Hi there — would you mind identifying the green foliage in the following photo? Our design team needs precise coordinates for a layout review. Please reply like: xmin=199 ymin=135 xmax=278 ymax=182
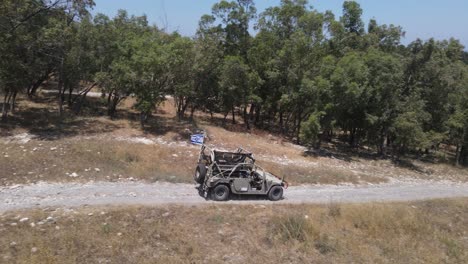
xmin=1 ymin=0 xmax=467 ymax=164
xmin=300 ymin=112 xmax=323 ymax=148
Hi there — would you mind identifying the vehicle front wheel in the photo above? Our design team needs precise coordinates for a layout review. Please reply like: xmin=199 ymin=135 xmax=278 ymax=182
xmin=212 ymin=184 xmax=230 ymax=201
xmin=268 ymin=186 xmax=283 ymax=201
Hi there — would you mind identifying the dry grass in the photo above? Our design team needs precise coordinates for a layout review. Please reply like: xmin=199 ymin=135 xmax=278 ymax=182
xmin=0 ymin=139 xmax=198 ymax=185
xmin=0 ymin=136 xmax=387 ymax=186
xmin=0 ymin=199 xmax=467 ymax=263
xmin=1 ymin=94 xmax=467 ymax=186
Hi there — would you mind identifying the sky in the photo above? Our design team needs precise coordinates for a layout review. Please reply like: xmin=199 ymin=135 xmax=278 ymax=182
xmin=91 ymin=0 xmax=468 ymax=47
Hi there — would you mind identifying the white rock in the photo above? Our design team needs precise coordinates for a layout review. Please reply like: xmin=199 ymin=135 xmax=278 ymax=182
xmin=162 ymin=212 xmax=170 ymax=217
xmin=117 ymin=232 xmax=122 ymax=236
xmin=70 ymin=172 xmax=79 ymax=178
xmin=172 ymin=154 xmax=178 ymax=157
xmin=19 ymin=217 xmax=29 ymax=223
xmin=10 ymin=223 xmax=17 ymax=226
xmin=88 ymin=213 xmax=93 ymax=216
xmin=55 ymin=226 xmax=60 ymax=230
xmin=31 ymin=247 xmax=38 ymax=253
xmin=10 ymin=242 xmax=17 ymax=247
xmin=50 ymin=147 xmax=57 ymax=151
xmin=30 ymin=223 xmax=36 ymax=227
xmin=46 ymin=216 xmax=55 ymax=222
xmin=94 ymin=168 xmax=101 ymax=172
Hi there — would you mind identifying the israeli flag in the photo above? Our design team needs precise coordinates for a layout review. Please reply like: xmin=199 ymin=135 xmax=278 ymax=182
xmin=190 ymin=134 xmax=205 ymax=145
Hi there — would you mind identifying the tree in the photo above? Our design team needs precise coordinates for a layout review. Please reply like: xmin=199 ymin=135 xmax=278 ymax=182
xmin=341 ymin=1 xmax=364 ymax=35
xmin=300 ymin=111 xmax=322 ymax=149
xmin=130 ymin=28 xmax=170 ymax=127
xmin=330 ymin=52 xmax=369 ymax=147
xmin=167 ymin=36 xmax=196 ymax=119
xmin=363 ymin=48 xmax=404 ymax=155
xmin=211 ymin=0 xmax=256 ymax=59
xmin=218 ymin=56 xmax=251 ymax=125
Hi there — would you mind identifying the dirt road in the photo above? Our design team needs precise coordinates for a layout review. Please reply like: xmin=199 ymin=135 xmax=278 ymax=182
xmin=1 ymin=180 xmax=468 ymax=212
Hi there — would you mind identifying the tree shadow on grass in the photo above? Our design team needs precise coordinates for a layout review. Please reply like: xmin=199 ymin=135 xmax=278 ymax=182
xmin=390 ymin=158 xmax=433 ymax=174
xmin=139 ymin=115 xmax=201 ymax=141
xmin=302 ymin=139 xmax=383 ymax=163
xmin=0 ymin=107 xmax=123 ymax=140
xmin=195 ymin=113 xmax=252 ymax=134
xmin=0 ymin=94 xmax=205 ymax=142
xmin=0 ymin=96 xmax=123 ymax=140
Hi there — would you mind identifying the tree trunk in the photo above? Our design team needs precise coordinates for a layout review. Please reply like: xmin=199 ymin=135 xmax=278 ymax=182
xmin=243 ymin=106 xmax=250 ymax=130
xmin=10 ymin=91 xmax=18 ymax=114
xmin=28 ymin=70 xmax=50 ymax=98
xmin=223 ymin=112 xmax=228 ymax=126
xmin=140 ymin=111 xmax=149 ymax=128
xmin=72 ymin=82 xmax=98 ymax=114
xmin=182 ymin=99 xmax=191 ymax=120
xmin=176 ymin=96 xmax=186 ymax=120
xmin=284 ymin=112 xmax=292 ymax=134
xmin=57 ymin=58 xmax=65 ymax=117
xmin=190 ymin=106 xmax=196 ymax=120
xmin=378 ymin=128 xmax=388 ymax=156
xmin=107 ymin=95 xmax=119 ymax=118
xmin=231 ymin=106 xmax=236 ymax=124
xmin=279 ymin=111 xmax=284 ymax=133
xmin=349 ymin=127 xmax=357 ymax=147
xmin=249 ymin=103 xmax=255 ymax=121
xmin=254 ymin=104 xmax=261 ymax=126
xmin=67 ymin=86 xmax=74 ymax=107
xmin=459 ymin=127 xmax=468 ymax=166
xmin=296 ymin=111 xmax=303 ymax=144
xmin=458 ymin=145 xmax=467 ymax=166
xmin=1 ymin=89 xmax=11 ymax=122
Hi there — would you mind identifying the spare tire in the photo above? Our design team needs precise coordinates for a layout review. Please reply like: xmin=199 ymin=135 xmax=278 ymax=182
xmin=194 ymin=164 xmax=207 ymax=184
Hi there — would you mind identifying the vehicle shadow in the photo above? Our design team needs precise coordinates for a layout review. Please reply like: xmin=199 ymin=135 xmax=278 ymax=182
xmin=194 ymin=185 xmax=282 ymax=202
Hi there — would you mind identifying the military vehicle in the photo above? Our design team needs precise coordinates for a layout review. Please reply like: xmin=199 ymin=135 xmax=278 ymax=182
xmin=194 ymin=145 xmax=288 ymax=201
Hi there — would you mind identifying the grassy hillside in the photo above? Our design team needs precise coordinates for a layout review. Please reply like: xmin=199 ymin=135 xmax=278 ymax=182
xmin=1 ymin=199 xmax=467 ymax=263
xmin=1 ymin=94 xmax=467 ymax=186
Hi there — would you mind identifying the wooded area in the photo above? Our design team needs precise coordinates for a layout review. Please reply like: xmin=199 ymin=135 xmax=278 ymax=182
xmin=1 ymin=0 xmax=467 ymax=165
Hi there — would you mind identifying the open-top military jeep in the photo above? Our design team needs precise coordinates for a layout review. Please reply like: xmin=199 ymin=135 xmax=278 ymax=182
xmin=194 ymin=145 xmax=288 ymax=201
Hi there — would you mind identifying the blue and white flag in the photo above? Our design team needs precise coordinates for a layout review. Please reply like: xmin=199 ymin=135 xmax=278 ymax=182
xmin=190 ymin=134 xmax=205 ymax=145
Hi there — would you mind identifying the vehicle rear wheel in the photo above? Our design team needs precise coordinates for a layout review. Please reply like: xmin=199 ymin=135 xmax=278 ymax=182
xmin=268 ymin=186 xmax=283 ymax=201
xmin=194 ymin=164 xmax=207 ymax=184
xmin=212 ymin=184 xmax=230 ymax=201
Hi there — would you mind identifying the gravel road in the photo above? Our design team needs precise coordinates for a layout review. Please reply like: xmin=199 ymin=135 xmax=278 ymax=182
xmin=1 ymin=180 xmax=468 ymax=212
